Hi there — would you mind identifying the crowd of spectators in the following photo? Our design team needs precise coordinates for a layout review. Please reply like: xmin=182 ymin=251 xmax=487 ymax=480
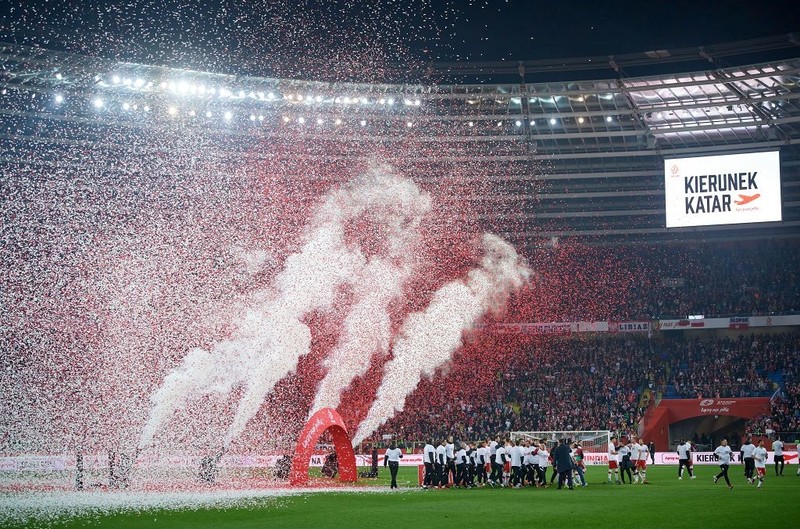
xmin=662 ymin=333 xmax=799 ymax=398
xmin=375 ymin=332 xmax=800 ymax=445
xmin=631 ymin=240 xmax=800 ymax=320
xmin=378 ymin=336 xmax=658 ymax=444
xmin=747 ymin=381 xmax=800 ymax=438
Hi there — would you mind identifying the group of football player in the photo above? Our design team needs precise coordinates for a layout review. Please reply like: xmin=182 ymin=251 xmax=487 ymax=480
xmin=421 ymin=435 xmax=588 ymax=489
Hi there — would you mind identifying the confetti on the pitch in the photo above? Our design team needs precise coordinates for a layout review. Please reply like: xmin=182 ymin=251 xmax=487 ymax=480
xmin=0 ymin=487 xmax=397 ymax=528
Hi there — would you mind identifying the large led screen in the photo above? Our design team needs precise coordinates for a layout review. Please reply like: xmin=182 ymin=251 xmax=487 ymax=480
xmin=664 ymin=150 xmax=782 ymax=228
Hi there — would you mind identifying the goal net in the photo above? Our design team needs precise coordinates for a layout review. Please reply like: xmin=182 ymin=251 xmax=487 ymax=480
xmin=510 ymin=430 xmax=611 ymax=454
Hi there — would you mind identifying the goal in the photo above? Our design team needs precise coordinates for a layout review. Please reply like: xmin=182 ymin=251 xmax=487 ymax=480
xmin=510 ymin=430 xmax=611 ymax=454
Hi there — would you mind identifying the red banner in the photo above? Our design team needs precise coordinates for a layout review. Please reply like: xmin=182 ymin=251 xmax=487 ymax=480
xmin=641 ymin=397 xmax=771 ymax=453
xmin=660 ymin=397 xmax=771 ymax=422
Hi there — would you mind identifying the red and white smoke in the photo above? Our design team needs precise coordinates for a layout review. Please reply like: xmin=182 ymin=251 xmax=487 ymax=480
xmin=138 ymin=162 xmax=530 ymax=449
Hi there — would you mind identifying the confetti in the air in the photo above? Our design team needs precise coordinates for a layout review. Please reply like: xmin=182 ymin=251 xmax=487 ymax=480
xmin=0 ymin=1 xmax=657 ymax=518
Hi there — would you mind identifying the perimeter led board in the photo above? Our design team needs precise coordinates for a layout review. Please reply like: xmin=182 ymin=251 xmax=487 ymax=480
xmin=664 ymin=151 xmax=782 ymax=228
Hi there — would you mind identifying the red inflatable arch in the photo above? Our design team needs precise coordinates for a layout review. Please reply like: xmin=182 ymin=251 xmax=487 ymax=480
xmin=289 ymin=407 xmax=357 ymax=486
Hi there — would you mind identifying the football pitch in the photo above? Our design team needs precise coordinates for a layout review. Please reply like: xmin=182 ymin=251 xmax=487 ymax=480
xmin=5 ymin=465 xmax=799 ymax=528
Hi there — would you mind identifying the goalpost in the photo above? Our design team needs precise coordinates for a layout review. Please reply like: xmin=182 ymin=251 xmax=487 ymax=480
xmin=511 ymin=430 xmax=611 ymax=456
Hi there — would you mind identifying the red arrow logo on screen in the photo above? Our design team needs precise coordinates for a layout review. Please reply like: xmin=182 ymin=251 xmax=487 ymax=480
xmin=735 ymin=194 xmax=761 ymax=205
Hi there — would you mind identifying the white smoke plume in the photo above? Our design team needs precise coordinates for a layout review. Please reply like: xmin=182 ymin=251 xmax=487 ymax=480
xmin=308 ymin=259 xmax=408 ymax=415
xmin=309 ymin=189 xmax=429 ymax=414
xmin=138 ymin=164 xmax=431 ymax=449
xmin=352 ymin=233 xmax=531 ymax=445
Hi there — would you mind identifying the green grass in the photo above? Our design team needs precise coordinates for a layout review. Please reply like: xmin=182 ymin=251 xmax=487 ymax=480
xmin=10 ymin=465 xmax=800 ymax=528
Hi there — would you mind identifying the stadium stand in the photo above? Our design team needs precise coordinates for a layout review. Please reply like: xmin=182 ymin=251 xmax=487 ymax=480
xmin=375 ymin=331 xmax=800 ymax=446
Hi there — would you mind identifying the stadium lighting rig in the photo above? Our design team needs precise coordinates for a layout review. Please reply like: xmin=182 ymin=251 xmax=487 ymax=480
xmin=100 ymin=70 xmax=424 ymax=112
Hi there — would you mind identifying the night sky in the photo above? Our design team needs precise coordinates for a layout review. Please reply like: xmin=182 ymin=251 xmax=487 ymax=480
xmin=1 ymin=0 xmax=798 ymax=80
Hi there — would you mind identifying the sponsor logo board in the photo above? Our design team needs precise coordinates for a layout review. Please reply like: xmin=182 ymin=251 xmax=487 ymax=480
xmin=665 ymin=151 xmax=782 ymax=228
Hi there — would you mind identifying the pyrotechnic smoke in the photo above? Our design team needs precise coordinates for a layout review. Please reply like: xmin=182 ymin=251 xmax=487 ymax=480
xmin=309 ymin=260 xmax=412 ymax=415
xmin=309 ymin=189 xmax=430 ymax=414
xmin=138 ymin=164 xmax=432 ymax=449
xmin=352 ymin=233 xmax=531 ymax=445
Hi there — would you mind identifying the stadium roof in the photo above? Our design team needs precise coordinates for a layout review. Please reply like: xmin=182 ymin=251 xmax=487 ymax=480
xmin=2 ymin=39 xmax=800 ymax=247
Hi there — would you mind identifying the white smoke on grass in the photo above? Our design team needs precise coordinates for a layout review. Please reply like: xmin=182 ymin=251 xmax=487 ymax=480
xmin=352 ymin=233 xmax=531 ymax=445
xmin=138 ymin=165 xmax=432 ymax=449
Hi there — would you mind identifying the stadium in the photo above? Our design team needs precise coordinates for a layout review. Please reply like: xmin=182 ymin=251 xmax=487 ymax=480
xmin=1 ymin=2 xmax=800 ymax=527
